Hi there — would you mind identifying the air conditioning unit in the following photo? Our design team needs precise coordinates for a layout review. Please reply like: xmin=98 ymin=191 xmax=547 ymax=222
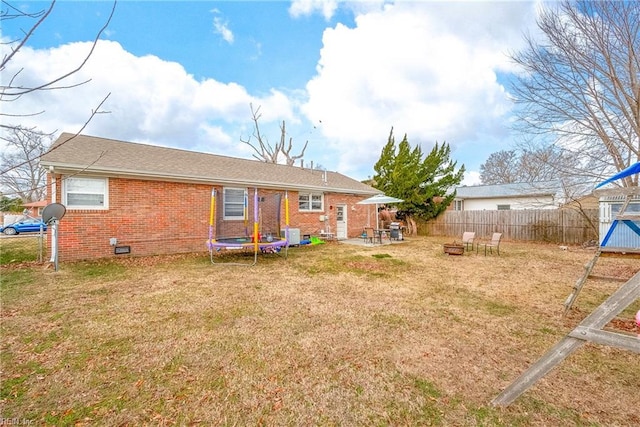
xmin=281 ymin=228 xmax=300 ymax=245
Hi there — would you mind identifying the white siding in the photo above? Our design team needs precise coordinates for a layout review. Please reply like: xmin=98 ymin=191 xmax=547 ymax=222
xmin=462 ymin=196 xmax=557 ymax=211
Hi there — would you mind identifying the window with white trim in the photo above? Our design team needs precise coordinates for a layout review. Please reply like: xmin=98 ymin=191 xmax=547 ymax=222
xmin=223 ymin=187 xmax=247 ymax=220
xmin=454 ymin=200 xmax=463 ymax=211
xmin=497 ymin=204 xmax=511 ymax=210
xmin=63 ymin=177 xmax=108 ymax=209
xmin=298 ymin=192 xmax=323 ymax=211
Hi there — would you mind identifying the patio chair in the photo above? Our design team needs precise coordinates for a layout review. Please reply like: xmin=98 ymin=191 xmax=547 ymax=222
xmin=363 ymin=227 xmax=376 ymax=244
xmin=479 ymin=232 xmax=502 ymax=256
xmin=462 ymin=231 xmax=476 ymax=252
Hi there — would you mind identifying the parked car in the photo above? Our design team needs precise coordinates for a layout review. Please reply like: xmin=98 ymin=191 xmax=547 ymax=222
xmin=0 ymin=218 xmax=47 ymax=235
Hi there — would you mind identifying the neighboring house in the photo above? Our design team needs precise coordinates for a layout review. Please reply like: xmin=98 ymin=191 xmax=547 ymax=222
xmin=40 ymin=133 xmax=380 ymax=261
xmin=1 ymin=201 xmax=46 ymax=226
xmin=452 ymin=181 xmax=562 ymax=211
xmin=23 ymin=200 xmax=47 ymax=217
xmin=560 ymin=194 xmax=599 ymax=211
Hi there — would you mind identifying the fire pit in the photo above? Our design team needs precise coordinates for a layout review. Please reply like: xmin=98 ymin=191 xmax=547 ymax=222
xmin=443 ymin=242 xmax=464 ymax=255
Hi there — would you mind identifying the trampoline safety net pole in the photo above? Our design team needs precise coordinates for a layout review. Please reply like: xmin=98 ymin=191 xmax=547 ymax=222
xmin=285 ymin=190 xmax=290 ymax=242
xmin=253 ymin=187 xmax=259 ymax=253
xmin=285 ymin=190 xmax=290 ymax=226
xmin=244 ymin=190 xmax=249 ymax=235
xmin=208 ymin=188 xmax=215 ymax=247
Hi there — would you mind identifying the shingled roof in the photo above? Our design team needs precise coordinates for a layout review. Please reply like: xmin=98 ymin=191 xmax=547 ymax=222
xmin=455 ymin=181 xmax=561 ymax=199
xmin=40 ymin=133 xmax=379 ymax=195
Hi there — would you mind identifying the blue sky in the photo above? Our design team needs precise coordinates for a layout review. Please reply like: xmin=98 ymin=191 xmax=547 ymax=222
xmin=1 ymin=0 xmax=542 ymax=184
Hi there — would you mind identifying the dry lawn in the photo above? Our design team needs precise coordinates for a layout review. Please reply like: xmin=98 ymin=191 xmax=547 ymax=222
xmin=1 ymin=236 xmax=639 ymax=426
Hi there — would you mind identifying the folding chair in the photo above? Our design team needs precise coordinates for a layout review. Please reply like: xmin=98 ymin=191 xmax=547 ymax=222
xmin=462 ymin=231 xmax=476 ymax=252
xmin=363 ymin=227 xmax=375 ymax=244
xmin=479 ymin=233 xmax=502 ymax=255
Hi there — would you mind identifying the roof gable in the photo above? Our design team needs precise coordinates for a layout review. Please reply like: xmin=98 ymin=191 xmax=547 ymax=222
xmin=40 ymin=133 xmax=378 ymax=195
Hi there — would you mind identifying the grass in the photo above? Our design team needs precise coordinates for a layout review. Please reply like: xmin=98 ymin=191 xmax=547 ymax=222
xmin=0 ymin=236 xmax=45 ymax=265
xmin=1 ymin=237 xmax=639 ymax=426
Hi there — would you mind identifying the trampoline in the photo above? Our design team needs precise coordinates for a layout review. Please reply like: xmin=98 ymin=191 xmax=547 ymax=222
xmin=207 ymin=187 xmax=290 ymax=265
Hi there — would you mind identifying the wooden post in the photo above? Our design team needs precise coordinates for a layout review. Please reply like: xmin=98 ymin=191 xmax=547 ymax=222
xmin=563 ymin=251 xmax=600 ymax=314
xmin=491 ymin=270 xmax=640 ymax=407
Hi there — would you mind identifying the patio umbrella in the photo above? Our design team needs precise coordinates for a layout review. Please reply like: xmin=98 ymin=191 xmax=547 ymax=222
xmin=595 ymin=162 xmax=640 ymax=188
xmin=357 ymin=194 xmax=404 ymax=228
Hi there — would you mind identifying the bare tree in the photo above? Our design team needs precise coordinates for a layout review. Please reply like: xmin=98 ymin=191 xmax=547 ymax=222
xmin=240 ymin=103 xmax=308 ymax=165
xmin=480 ymin=146 xmax=581 ymax=185
xmin=510 ymin=0 xmax=639 ymax=188
xmin=518 ymin=148 xmax=563 ymax=183
xmin=479 ymin=150 xmax=520 ymax=184
xmin=0 ymin=1 xmax=115 ymax=199
xmin=0 ymin=127 xmax=52 ymax=202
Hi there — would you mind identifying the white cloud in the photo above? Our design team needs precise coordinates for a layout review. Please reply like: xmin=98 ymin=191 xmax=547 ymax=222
xmin=1 ymin=1 xmax=542 ymax=184
xmin=289 ymin=0 xmax=340 ymax=20
xmin=0 ymin=39 xmax=294 ymax=157
xmin=302 ymin=1 xmax=539 ymax=178
xmin=462 ymin=171 xmax=482 ymax=187
xmin=213 ymin=16 xmax=234 ymax=44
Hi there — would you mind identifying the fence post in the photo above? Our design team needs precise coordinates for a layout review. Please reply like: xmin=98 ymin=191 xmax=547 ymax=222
xmin=39 ymin=224 xmax=44 ymax=263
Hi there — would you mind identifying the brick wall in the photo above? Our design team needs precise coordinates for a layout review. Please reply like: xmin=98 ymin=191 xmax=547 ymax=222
xmin=48 ymin=176 xmax=212 ymax=260
xmin=294 ymin=193 xmax=371 ymax=238
xmin=48 ymin=175 xmax=373 ymax=261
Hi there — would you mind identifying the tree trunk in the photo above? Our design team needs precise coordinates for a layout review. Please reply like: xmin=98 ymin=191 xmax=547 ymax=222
xmin=405 ymin=216 xmax=418 ymax=236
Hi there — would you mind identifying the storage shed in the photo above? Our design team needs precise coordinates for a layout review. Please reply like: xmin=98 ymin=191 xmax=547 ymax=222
xmin=598 ymin=195 xmax=640 ymax=249
xmin=595 ymin=162 xmax=640 ymax=253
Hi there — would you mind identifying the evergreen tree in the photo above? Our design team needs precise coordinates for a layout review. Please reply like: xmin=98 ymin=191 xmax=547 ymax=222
xmin=0 ymin=195 xmax=23 ymax=213
xmin=373 ymin=128 xmax=464 ymax=234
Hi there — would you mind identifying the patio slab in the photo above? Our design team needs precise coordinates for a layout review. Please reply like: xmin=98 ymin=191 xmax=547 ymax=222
xmin=338 ymin=237 xmax=405 ymax=247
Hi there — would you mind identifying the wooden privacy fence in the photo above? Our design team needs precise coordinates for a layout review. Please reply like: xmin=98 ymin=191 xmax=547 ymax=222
xmin=421 ymin=209 xmax=599 ymax=244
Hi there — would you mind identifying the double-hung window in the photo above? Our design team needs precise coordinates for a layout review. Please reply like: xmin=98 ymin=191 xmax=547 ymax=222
xmin=223 ymin=188 xmax=247 ymax=220
xmin=63 ymin=177 xmax=108 ymax=209
xmin=298 ymin=192 xmax=323 ymax=211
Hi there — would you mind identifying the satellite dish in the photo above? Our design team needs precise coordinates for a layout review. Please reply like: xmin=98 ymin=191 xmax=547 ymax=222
xmin=42 ymin=203 xmax=66 ymax=272
xmin=42 ymin=203 xmax=66 ymax=224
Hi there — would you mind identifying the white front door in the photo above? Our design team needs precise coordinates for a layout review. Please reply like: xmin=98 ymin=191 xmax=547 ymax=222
xmin=336 ymin=204 xmax=347 ymax=239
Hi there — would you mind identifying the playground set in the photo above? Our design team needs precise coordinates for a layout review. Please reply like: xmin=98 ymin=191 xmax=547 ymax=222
xmin=492 ymin=162 xmax=640 ymax=406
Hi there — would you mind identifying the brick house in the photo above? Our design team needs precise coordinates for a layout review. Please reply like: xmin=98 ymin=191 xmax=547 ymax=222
xmin=40 ymin=133 xmax=380 ymax=261
xmin=23 ymin=200 xmax=48 ymax=217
